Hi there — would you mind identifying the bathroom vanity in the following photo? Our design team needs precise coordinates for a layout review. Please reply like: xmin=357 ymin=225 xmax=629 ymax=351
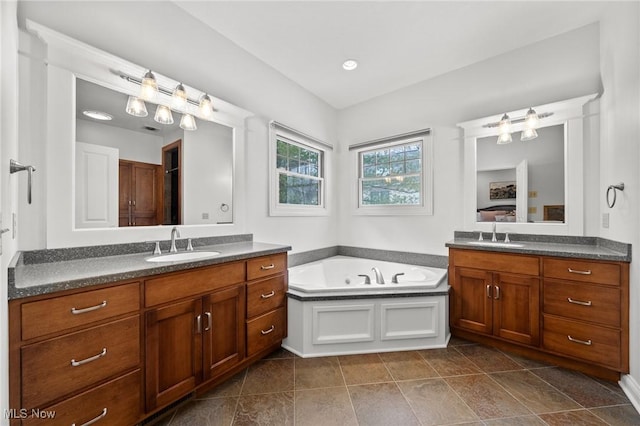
xmin=8 ymin=239 xmax=289 ymax=425
xmin=447 ymin=234 xmax=630 ymax=381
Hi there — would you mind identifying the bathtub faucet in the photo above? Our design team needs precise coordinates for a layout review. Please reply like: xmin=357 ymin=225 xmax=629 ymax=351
xmin=371 ymin=267 xmax=385 ymax=284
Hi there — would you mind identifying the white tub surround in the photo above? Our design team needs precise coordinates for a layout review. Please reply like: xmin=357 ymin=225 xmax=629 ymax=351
xmin=283 ymin=256 xmax=450 ymax=357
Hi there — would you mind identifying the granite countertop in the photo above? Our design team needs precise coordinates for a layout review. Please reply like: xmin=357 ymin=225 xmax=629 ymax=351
xmin=9 ymin=240 xmax=291 ymax=300
xmin=446 ymin=232 xmax=631 ymax=262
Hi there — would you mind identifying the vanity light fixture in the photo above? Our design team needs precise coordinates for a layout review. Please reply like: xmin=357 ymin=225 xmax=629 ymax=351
xmin=82 ymin=110 xmax=112 ymax=121
xmin=171 ymin=83 xmax=188 ymax=111
xmin=125 ymin=96 xmax=148 ymax=117
xmin=180 ymin=113 xmax=197 ymax=131
xmin=154 ymin=105 xmax=174 ymax=125
xmin=139 ymin=70 xmax=158 ymax=101
xmin=198 ymin=93 xmax=214 ymax=119
xmin=484 ymin=108 xmax=553 ymax=144
xmin=342 ymin=59 xmax=358 ymax=71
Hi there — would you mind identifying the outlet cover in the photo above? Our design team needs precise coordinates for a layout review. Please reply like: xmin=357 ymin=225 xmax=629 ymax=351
xmin=602 ymin=212 xmax=610 ymax=228
xmin=528 ymin=191 xmax=538 ymax=198
xmin=202 ymin=212 xmax=209 ymax=220
xmin=528 ymin=206 xmax=537 ymax=214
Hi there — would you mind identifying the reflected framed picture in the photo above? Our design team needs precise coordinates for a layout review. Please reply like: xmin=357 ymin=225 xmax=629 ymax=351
xmin=489 ymin=181 xmax=516 ymax=200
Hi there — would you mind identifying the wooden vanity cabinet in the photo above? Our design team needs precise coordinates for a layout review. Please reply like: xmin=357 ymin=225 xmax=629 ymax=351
xmin=449 ymin=248 xmax=630 ymax=379
xmin=450 ymin=250 xmax=540 ymax=346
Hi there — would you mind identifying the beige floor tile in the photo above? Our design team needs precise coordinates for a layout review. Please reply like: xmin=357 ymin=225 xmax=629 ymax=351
xmin=338 ymin=353 xmax=393 ymax=385
xmin=295 ymin=356 xmax=345 ymax=389
xmin=397 ymin=378 xmax=479 ymax=425
xmin=198 ymin=369 xmax=246 ymax=399
xmin=348 ymin=382 xmax=420 ymax=426
xmin=483 ymin=415 xmax=547 ymax=425
xmin=418 ymin=347 xmax=482 ymax=377
xmin=490 ymin=370 xmax=581 ymax=414
xmin=455 ymin=344 xmax=524 ymax=373
xmin=445 ymin=374 xmax=532 ymax=419
xmin=379 ymin=351 xmax=439 ymax=381
xmin=538 ymin=409 xmax=608 ymax=425
xmin=233 ymin=392 xmax=294 ymax=426
xmin=589 ymin=404 xmax=640 ymax=425
xmin=170 ymin=397 xmax=238 ymax=426
xmin=241 ymin=358 xmax=294 ymax=395
xmin=294 ymin=387 xmax=358 ymax=426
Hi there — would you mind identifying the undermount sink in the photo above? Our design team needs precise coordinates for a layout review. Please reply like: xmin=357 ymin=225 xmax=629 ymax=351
xmin=146 ymin=251 xmax=221 ymax=263
xmin=467 ymin=241 xmax=525 ymax=248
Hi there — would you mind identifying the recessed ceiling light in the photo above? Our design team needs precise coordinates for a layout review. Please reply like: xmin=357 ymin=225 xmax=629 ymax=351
xmin=342 ymin=59 xmax=358 ymax=71
xmin=82 ymin=110 xmax=113 ymax=121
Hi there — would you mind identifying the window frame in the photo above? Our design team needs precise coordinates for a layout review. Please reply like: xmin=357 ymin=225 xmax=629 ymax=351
xmin=269 ymin=122 xmax=331 ymax=216
xmin=352 ymin=131 xmax=433 ymax=216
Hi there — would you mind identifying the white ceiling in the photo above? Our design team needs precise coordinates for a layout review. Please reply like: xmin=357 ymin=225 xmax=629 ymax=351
xmin=175 ymin=1 xmax=610 ymax=110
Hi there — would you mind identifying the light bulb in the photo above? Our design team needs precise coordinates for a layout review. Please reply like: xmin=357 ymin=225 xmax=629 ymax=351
xmin=498 ymin=113 xmax=511 ymax=135
xmin=524 ymin=108 xmax=539 ymax=129
xmin=180 ymin=113 xmax=197 ymax=131
xmin=171 ymin=83 xmax=188 ymax=111
xmin=521 ymin=127 xmax=538 ymax=141
xmin=198 ymin=93 xmax=213 ymax=119
xmin=154 ymin=105 xmax=174 ymax=125
xmin=139 ymin=70 xmax=158 ymax=101
xmin=125 ymin=96 xmax=148 ymax=117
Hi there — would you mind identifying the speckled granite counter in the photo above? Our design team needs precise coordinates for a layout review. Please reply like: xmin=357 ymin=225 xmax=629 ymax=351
xmin=9 ymin=239 xmax=291 ymax=300
xmin=446 ymin=231 xmax=631 ymax=262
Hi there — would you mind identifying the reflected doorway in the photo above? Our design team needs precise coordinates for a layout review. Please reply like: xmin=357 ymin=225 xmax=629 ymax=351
xmin=162 ymin=140 xmax=182 ymax=225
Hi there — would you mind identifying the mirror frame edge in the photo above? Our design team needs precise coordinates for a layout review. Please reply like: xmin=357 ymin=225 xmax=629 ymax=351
xmin=27 ymin=20 xmax=254 ymax=248
xmin=458 ymin=94 xmax=598 ymax=236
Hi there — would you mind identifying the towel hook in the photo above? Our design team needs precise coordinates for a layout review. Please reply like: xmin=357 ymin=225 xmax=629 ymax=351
xmin=10 ymin=159 xmax=36 ymax=204
xmin=606 ymin=182 xmax=624 ymax=208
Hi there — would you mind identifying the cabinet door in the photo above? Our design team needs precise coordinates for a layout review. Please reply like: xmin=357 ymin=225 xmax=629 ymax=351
xmin=451 ymin=267 xmax=493 ymax=335
xmin=132 ymin=163 xmax=159 ymax=226
xmin=493 ymin=273 xmax=540 ymax=346
xmin=118 ymin=162 xmax=132 ymax=226
xmin=145 ymin=298 xmax=202 ymax=411
xmin=202 ymin=284 xmax=245 ymax=381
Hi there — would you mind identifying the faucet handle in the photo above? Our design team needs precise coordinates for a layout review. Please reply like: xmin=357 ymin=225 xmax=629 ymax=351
xmin=153 ymin=241 xmax=162 ymax=255
xmin=504 ymin=232 xmax=510 ymax=243
xmin=392 ymin=273 xmax=405 ymax=284
xmin=186 ymin=238 xmax=194 ymax=251
xmin=477 ymin=231 xmax=484 ymax=241
xmin=357 ymin=274 xmax=371 ymax=285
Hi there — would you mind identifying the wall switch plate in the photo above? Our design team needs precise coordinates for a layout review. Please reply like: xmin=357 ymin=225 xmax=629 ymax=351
xmin=202 ymin=212 xmax=209 ymax=220
xmin=602 ymin=212 xmax=610 ymax=228
xmin=528 ymin=206 xmax=537 ymax=214
xmin=528 ymin=191 xmax=538 ymax=198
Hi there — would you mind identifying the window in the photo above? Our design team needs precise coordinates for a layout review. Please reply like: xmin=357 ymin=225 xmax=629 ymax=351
xmin=269 ymin=122 xmax=331 ymax=216
xmin=352 ymin=130 xmax=433 ymax=215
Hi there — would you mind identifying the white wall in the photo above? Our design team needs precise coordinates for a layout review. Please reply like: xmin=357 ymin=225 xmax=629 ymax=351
xmin=16 ymin=1 xmax=339 ymax=254
xmin=1 ymin=2 xmax=19 ymax=423
xmin=76 ymin=119 xmax=164 ymax=164
xmin=597 ymin=3 xmax=640 ymax=406
xmin=338 ymin=23 xmax=600 ymax=256
xmin=182 ymin=120 xmax=233 ymax=224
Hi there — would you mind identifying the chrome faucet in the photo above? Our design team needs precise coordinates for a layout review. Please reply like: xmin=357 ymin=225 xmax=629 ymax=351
xmin=170 ymin=227 xmax=181 ymax=253
xmin=491 ymin=222 xmax=497 ymax=242
xmin=371 ymin=267 xmax=385 ymax=284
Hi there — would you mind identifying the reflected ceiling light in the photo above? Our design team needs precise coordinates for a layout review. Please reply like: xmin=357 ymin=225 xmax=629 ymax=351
xmin=180 ymin=113 xmax=197 ymax=131
xmin=125 ymin=96 xmax=148 ymax=117
xmin=198 ymin=93 xmax=214 ymax=119
xmin=82 ymin=110 xmax=112 ymax=121
xmin=524 ymin=108 xmax=539 ymax=129
xmin=139 ymin=70 xmax=158 ymax=101
xmin=342 ymin=59 xmax=358 ymax=71
xmin=154 ymin=105 xmax=174 ymax=125
xmin=484 ymin=108 xmax=553 ymax=145
xmin=520 ymin=127 xmax=538 ymax=141
xmin=496 ymin=114 xmax=512 ymax=144
xmin=171 ymin=83 xmax=188 ymax=111
xmin=497 ymin=132 xmax=513 ymax=145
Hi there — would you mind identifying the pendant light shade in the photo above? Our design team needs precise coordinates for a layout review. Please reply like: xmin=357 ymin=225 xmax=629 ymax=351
xmin=496 ymin=114 xmax=512 ymax=144
xmin=154 ymin=105 xmax=174 ymax=125
xmin=497 ymin=132 xmax=513 ymax=144
xmin=125 ymin=96 xmax=148 ymax=117
xmin=520 ymin=127 xmax=538 ymax=141
xmin=139 ymin=70 xmax=158 ymax=101
xmin=171 ymin=83 xmax=188 ymax=111
xmin=524 ymin=108 xmax=539 ymax=129
xmin=198 ymin=93 xmax=214 ymax=119
xmin=180 ymin=113 xmax=197 ymax=131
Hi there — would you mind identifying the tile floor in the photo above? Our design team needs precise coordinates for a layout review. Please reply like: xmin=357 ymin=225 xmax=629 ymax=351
xmin=156 ymin=337 xmax=640 ymax=425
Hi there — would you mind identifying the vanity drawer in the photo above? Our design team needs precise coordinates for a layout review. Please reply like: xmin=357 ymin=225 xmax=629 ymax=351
xmin=451 ymin=249 xmax=539 ymax=276
xmin=543 ymin=279 xmax=620 ymax=327
xmin=247 ymin=254 xmax=287 ymax=281
xmin=22 ymin=370 xmax=141 ymax=426
xmin=246 ymin=307 xmax=286 ymax=357
xmin=543 ymin=258 xmax=620 ymax=286
xmin=21 ymin=315 xmax=140 ymax=409
xmin=543 ymin=314 xmax=620 ymax=369
xmin=21 ymin=283 xmax=140 ymax=341
xmin=145 ymin=261 xmax=245 ymax=307
xmin=246 ymin=275 xmax=287 ymax=318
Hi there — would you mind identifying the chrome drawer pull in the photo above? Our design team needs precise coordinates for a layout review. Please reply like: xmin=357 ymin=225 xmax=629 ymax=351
xmin=567 ymin=297 xmax=592 ymax=306
xmin=567 ymin=335 xmax=592 ymax=346
xmin=204 ymin=311 xmax=212 ymax=332
xmin=494 ymin=285 xmax=500 ymax=300
xmin=72 ymin=407 xmax=107 ymax=426
xmin=260 ymin=264 xmax=276 ymax=270
xmin=567 ymin=268 xmax=592 ymax=275
xmin=261 ymin=325 xmax=275 ymax=335
xmin=71 ymin=348 xmax=107 ymax=367
xmin=261 ymin=291 xmax=275 ymax=299
xmin=71 ymin=301 xmax=107 ymax=315
xmin=486 ymin=285 xmax=491 ymax=298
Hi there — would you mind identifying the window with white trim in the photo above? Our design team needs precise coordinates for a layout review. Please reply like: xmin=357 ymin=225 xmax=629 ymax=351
xmin=352 ymin=131 xmax=433 ymax=215
xmin=269 ymin=122 xmax=330 ymax=216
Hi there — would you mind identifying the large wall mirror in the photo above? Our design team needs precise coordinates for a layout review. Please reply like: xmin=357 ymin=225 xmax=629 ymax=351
xmin=458 ymin=94 xmax=597 ymax=236
xmin=27 ymin=20 xmax=252 ymax=248
xmin=75 ymin=79 xmax=234 ymax=229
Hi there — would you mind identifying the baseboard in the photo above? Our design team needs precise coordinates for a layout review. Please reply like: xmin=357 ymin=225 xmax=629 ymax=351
xmin=619 ymin=374 xmax=640 ymax=414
